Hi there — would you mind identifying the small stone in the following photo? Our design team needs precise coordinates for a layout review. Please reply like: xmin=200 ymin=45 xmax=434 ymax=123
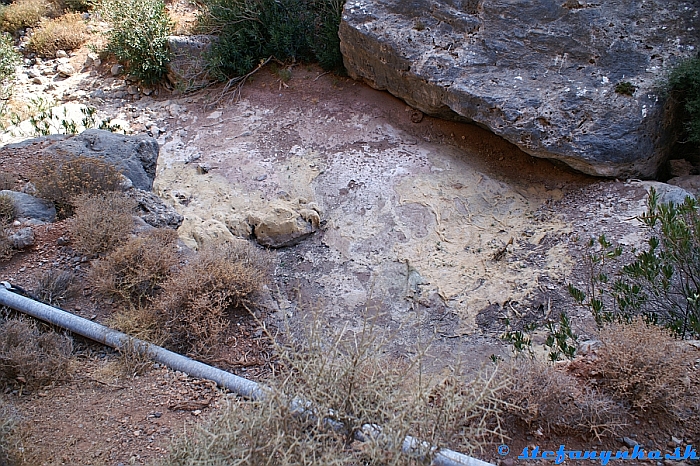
xmin=10 ymin=228 xmax=35 ymax=249
xmin=56 ymin=236 xmax=69 ymax=246
xmin=255 ymin=174 xmax=267 ymax=182
xmin=31 ymin=76 xmax=43 ymax=85
xmin=111 ymin=63 xmax=124 ymax=76
xmin=192 ymin=410 xmax=201 ymax=416
xmin=27 ymin=68 xmax=41 ymax=78
xmin=196 ymin=163 xmax=210 ymax=174
xmin=84 ymin=52 xmax=100 ymax=67
xmin=56 ymin=63 xmax=76 ymax=77
xmin=127 ymin=85 xmax=139 ymax=95
xmin=142 ymin=88 xmax=152 ymax=96
xmin=622 ymin=437 xmax=639 ymax=448
xmin=672 ymin=436 xmax=683 ymax=445
xmin=55 ymin=50 xmax=68 ymax=58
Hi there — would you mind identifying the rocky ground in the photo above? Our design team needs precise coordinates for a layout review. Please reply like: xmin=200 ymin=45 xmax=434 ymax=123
xmin=0 ymin=7 xmax=699 ymax=465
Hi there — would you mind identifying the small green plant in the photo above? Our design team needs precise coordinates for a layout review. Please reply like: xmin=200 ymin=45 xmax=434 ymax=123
xmin=614 ymin=81 xmax=636 ymax=96
xmin=544 ymin=311 xmax=577 ymax=361
xmin=100 ymin=0 xmax=173 ymax=86
xmin=0 ymin=32 xmax=19 ymax=114
xmin=414 ymin=19 xmax=426 ymax=31
xmin=668 ymin=57 xmax=700 ymax=144
xmin=501 ymin=320 xmax=535 ymax=356
xmin=199 ymin=0 xmax=346 ymax=80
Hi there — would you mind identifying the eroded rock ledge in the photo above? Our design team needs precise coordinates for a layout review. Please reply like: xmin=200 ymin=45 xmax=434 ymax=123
xmin=339 ymin=0 xmax=700 ymax=178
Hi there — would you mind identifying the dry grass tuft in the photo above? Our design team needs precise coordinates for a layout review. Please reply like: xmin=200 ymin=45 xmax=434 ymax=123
xmin=0 ymin=173 xmax=15 ymax=190
xmin=593 ymin=318 xmax=700 ymax=418
xmin=500 ymin=359 xmax=627 ymax=439
xmin=0 ymin=223 xmax=13 ymax=263
xmin=0 ymin=194 xmax=13 ymax=223
xmin=158 ymin=240 xmax=272 ymax=356
xmin=108 ymin=304 xmax=166 ymax=346
xmin=1 ymin=0 xmax=47 ymax=34
xmin=27 ymin=13 xmax=88 ymax=57
xmin=34 ymin=156 xmax=124 ymax=217
xmin=0 ymin=319 xmax=73 ymax=390
xmin=114 ymin=337 xmax=154 ymax=378
xmin=32 ymin=269 xmax=75 ymax=306
xmin=90 ymin=228 xmax=179 ymax=307
xmin=162 ymin=316 xmax=508 ymax=465
xmin=68 ymin=192 xmax=135 ymax=256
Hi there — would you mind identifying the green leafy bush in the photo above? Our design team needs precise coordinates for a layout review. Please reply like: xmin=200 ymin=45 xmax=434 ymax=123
xmin=199 ymin=0 xmax=345 ymax=80
xmin=668 ymin=57 xmax=700 ymax=144
xmin=100 ymin=0 xmax=173 ymax=86
xmin=0 ymin=32 xmax=19 ymax=108
xmin=570 ymin=188 xmax=700 ymax=337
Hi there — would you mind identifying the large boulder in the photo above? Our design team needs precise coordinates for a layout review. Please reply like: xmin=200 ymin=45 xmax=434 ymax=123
xmin=339 ymin=0 xmax=700 ymax=178
xmin=44 ymin=129 xmax=159 ymax=191
xmin=0 ymin=191 xmax=56 ymax=223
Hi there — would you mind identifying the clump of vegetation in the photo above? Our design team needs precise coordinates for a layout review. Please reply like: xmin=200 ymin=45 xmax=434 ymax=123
xmin=90 ymin=228 xmax=180 ymax=308
xmin=32 ymin=269 xmax=75 ymax=306
xmin=0 ymin=400 xmax=21 ymax=466
xmin=0 ymin=225 xmax=12 ymax=262
xmin=614 ymin=81 xmax=636 ymax=96
xmin=0 ymin=318 xmax=73 ymax=390
xmin=158 ymin=240 xmax=271 ymax=356
xmin=501 ymin=359 xmax=626 ymax=439
xmin=68 ymin=192 xmax=135 ymax=256
xmin=593 ymin=318 xmax=699 ymax=418
xmin=198 ymin=0 xmax=345 ymax=81
xmin=27 ymin=13 xmax=88 ymax=57
xmin=569 ymin=188 xmax=700 ymax=338
xmin=99 ymin=0 xmax=173 ymax=86
xmin=0 ymin=0 xmax=47 ymax=34
xmin=0 ymin=32 xmax=20 ymax=111
xmin=0 ymin=173 xmax=15 ymax=190
xmin=0 ymin=193 xmax=13 ymax=223
xmin=668 ymin=56 xmax=700 ymax=144
xmin=34 ymin=155 xmax=125 ymax=217
xmin=162 ymin=316 xmax=508 ymax=464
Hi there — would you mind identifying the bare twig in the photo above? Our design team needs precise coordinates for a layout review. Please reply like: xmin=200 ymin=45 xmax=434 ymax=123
xmin=207 ymin=56 xmax=273 ymax=108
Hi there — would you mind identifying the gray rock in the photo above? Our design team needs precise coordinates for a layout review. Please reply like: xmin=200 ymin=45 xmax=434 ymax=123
xmin=56 ymin=63 xmax=75 ymax=77
xmin=9 ymin=227 xmax=35 ymax=249
xmin=125 ymin=188 xmax=184 ymax=229
xmin=339 ymin=0 xmax=700 ymax=178
xmin=167 ymin=35 xmax=215 ymax=92
xmin=0 ymin=191 xmax=56 ymax=222
xmin=55 ymin=50 xmax=68 ymax=58
xmin=27 ymin=68 xmax=41 ymax=78
xmin=44 ymin=129 xmax=160 ymax=191
xmin=634 ymin=181 xmax=695 ymax=206
xmin=668 ymin=175 xmax=700 ymax=198
xmin=111 ymin=63 xmax=123 ymax=76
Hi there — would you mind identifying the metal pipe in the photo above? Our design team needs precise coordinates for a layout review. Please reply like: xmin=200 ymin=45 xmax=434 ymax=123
xmin=0 ymin=282 xmax=494 ymax=466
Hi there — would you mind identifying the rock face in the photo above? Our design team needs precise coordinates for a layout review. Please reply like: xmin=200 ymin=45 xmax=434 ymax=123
xmin=45 ymin=129 xmax=160 ymax=190
xmin=247 ymin=199 xmax=321 ymax=248
xmin=0 ymin=191 xmax=56 ymax=223
xmin=339 ymin=0 xmax=700 ymax=178
xmin=125 ymin=189 xmax=184 ymax=229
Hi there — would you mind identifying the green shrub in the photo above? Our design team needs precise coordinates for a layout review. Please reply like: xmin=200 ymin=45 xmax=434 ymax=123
xmin=198 ymin=0 xmax=345 ymax=81
xmin=570 ymin=188 xmax=700 ymax=337
xmin=0 ymin=32 xmax=19 ymax=108
xmin=668 ymin=57 xmax=700 ymax=144
xmin=100 ymin=0 xmax=173 ymax=86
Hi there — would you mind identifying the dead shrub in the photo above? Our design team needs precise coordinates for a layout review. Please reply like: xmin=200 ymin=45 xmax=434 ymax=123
xmin=0 ymin=0 xmax=47 ymax=34
xmin=593 ymin=318 xmax=700 ymax=418
xmin=32 ymin=269 xmax=75 ymax=306
xmin=0 ymin=319 xmax=73 ymax=389
xmin=0 ymin=194 xmax=13 ymax=223
xmin=0 ymin=173 xmax=15 ymax=190
xmin=162 ymin=316 xmax=508 ymax=465
xmin=90 ymin=228 xmax=179 ymax=307
xmin=34 ymin=156 xmax=124 ymax=217
xmin=27 ymin=13 xmax=88 ymax=57
xmin=68 ymin=192 xmax=135 ymax=256
xmin=158 ymin=240 xmax=272 ymax=356
xmin=0 ymin=400 xmax=22 ymax=466
xmin=114 ymin=337 xmax=154 ymax=378
xmin=500 ymin=359 xmax=627 ymax=439
xmin=109 ymin=305 xmax=165 ymax=344
xmin=0 ymin=223 xmax=13 ymax=263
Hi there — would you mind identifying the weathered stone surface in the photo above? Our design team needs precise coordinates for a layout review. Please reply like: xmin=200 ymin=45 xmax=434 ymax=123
xmin=247 ymin=199 xmax=321 ymax=248
xmin=634 ymin=180 xmax=694 ymax=205
xmin=45 ymin=129 xmax=159 ymax=190
xmin=0 ymin=191 xmax=56 ymax=222
xmin=167 ymin=35 xmax=215 ymax=92
xmin=339 ymin=0 xmax=700 ymax=178
xmin=668 ymin=175 xmax=700 ymax=198
xmin=125 ymin=188 xmax=184 ymax=229
xmin=9 ymin=227 xmax=35 ymax=249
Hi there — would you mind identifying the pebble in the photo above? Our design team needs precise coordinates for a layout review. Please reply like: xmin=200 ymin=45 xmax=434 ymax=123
xmin=111 ymin=64 xmax=124 ymax=76
xmin=55 ymin=50 xmax=68 ymax=58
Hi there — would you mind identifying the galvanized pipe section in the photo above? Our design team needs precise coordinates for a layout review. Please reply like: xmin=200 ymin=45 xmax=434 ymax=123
xmin=0 ymin=282 xmax=494 ymax=466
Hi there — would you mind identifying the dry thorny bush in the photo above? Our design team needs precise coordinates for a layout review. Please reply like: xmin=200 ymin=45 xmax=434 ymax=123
xmin=68 ymin=192 xmax=136 ymax=256
xmin=26 ymin=13 xmax=88 ymax=57
xmin=158 ymin=240 xmax=272 ymax=356
xmin=0 ymin=318 xmax=73 ymax=391
xmin=592 ymin=318 xmax=700 ymax=419
xmin=89 ymin=228 xmax=180 ymax=308
xmin=31 ymin=269 xmax=75 ymax=306
xmin=163 ymin=315 xmax=510 ymax=465
xmin=34 ymin=156 xmax=125 ymax=217
xmin=500 ymin=359 xmax=627 ymax=440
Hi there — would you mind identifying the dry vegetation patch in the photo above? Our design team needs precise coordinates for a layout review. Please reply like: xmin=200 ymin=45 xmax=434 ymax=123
xmin=0 ymin=318 xmax=73 ymax=390
xmin=0 ymin=0 xmax=48 ymax=34
xmin=158 ymin=240 xmax=272 ymax=356
xmin=27 ymin=13 xmax=88 ymax=57
xmin=593 ymin=319 xmax=700 ymax=418
xmin=68 ymin=192 xmax=135 ymax=256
